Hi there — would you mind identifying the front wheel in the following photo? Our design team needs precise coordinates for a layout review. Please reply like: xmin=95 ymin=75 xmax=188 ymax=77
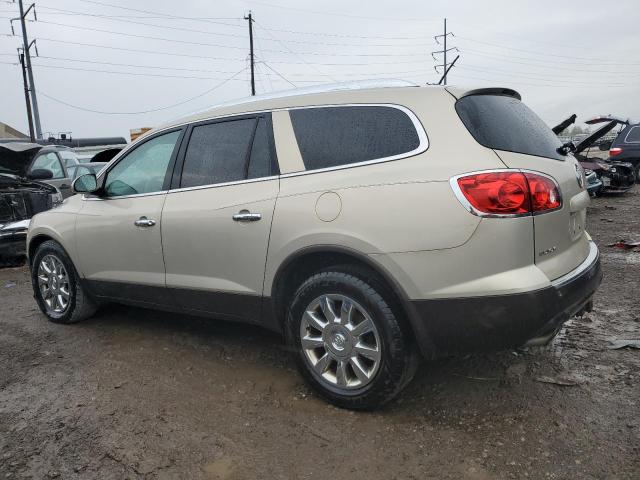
xmin=285 ymin=271 xmax=417 ymax=410
xmin=31 ymin=240 xmax=97 ymax=324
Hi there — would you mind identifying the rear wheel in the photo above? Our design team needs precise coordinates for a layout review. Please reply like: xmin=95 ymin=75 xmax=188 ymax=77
xmin=285 ymin=270 xmax=418 ymax=410
xmin=31 ymin=240 xmax=97 ymax=324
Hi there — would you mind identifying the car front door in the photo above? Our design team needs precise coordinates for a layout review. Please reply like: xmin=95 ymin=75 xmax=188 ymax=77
xmin=161 ymin=114 xmax=279 ymax=322
xmin=74 ymin=129 xmax=184 ymax=306
xmin=29 ymin=151 xmax=73 ymax=197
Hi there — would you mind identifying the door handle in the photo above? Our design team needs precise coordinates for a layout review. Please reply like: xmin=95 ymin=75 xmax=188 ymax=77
xmin=232 ymin=210 xmax=262 ymax=222
xmin=134 ymin=216 xmax=156 ymax=227
xmin=60 ymin=184 xmax=70 ymax=189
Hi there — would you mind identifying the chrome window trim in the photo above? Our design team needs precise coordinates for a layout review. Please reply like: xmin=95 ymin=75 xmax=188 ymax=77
xmin=449 ymin=168 xmax=563 ymax=218
xmin=623 ymin=125 xmax=640 ymax=144
xmin=168 ymin=175 xmax=279 ymax=195
xmin=550 ymin=241 xmax=598 ymax=288
xmin=89 ymin=103 xmax=427 ymax=197
xmin=82 ymin=190 xmax=169 ymax=201
xmin=282 ymin=103 xmax=428 ymax=177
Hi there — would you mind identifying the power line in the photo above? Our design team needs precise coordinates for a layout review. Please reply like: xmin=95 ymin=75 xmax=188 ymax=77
xmin=33 ymin=37 xmax=428 ymax=66
xmin=256 ymin=24 xmax=432 ymax=41
xmin=455 ymin=65 xmax=629 ymax=86
xmin=36 ymin=67 xmax=248 ymax=115
xmin=257 ymin=60 xmax=297 ymax=88
xmin=28 ymin=61 xmax=255 ymax=81
xmin=34 ymin=4 xmax=434 ymax=48
xmin=254 ymin=21 xmax=337 ymax=82
xmin=239 ymin=0 xmax=440 ymax=22
xmin=1 ymin=53 xmax=438 ymax=79
xmin=451 ymin=71 xmax=629 ymax=89
xmin=64 ymin=0 xmax=245 ymax=26
xmin=34 ymin=5 xmax=249 ymax=39
xmin=36 ymin=37 xmax=245 ymax=62
xmin=34 ymin=20 xmax=432 ymax=57
xmin=455 ymin=35 xmax=638 ymax=64
xmin=456 ymin=47 xmax=640 ymax=69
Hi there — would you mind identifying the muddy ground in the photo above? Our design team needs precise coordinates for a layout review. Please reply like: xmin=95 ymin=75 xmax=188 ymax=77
xmin=1 ymin=189 xmax=639 ymax=480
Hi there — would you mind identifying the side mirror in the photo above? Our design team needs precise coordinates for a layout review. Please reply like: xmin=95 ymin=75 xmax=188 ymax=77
xmin=28 ymin=169 xmax=54 ymax=180
xmin=72 ymin=173 xmax=98 ymax=194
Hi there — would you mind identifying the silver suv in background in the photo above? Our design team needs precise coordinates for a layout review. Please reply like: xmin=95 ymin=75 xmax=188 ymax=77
xmin=27 ymin=82 xmax=602 ymax=409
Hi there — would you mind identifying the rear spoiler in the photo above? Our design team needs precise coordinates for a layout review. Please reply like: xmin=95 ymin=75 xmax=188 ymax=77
xmin=447 ymin=87 xmax=521 ymax=101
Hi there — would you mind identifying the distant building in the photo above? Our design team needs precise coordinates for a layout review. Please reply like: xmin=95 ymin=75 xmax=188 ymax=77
xmin=130 ymin=127 xmax=153 ymax=142
xmin=0 ymin=122 xmax=28 ymax=140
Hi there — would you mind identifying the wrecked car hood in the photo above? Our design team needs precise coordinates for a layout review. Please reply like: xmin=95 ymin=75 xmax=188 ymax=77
xmin=0 ymin=142 xmax=42 ymax=177
xmin=584 ymin=115 xmax=630 ymax=126
xmin=552 ymin=114 xmax=577 ymax=135
xmin=574 ymin=121 xmax=619 ymax=154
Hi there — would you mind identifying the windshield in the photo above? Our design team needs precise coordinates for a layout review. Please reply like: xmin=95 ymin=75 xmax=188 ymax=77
xmin=456 ymin=94 xmax=564 ymax=161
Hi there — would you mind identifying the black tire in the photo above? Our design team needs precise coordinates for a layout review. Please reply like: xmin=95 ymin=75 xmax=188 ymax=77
xmin=30 ymin=240 xmax=97 ymax=324
xmin=285 ymin=270 xmax=418 ymax=410
xmin=634 ymin=163 xmax=640 ymax=184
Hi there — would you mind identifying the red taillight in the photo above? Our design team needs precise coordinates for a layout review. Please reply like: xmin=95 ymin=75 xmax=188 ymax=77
xmin=609 ymin=147 xmax=623 ymax=156
xmin=525 ymin=172 xmax=561 ymax=212
xmin=455 ymin=171 xmax=561 ymax=216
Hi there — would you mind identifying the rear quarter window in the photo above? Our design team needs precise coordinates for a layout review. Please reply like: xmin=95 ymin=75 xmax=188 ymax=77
xmin=289 ymin=105 xmax=423 ymax=171
xmin=623 ymin=126 xmax=640 ymax=144
xmin=456 ymin=95 xmax=564 ymax=161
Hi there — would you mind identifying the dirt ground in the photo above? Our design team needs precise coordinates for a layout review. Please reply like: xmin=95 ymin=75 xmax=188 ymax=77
xmin=1 ymin=189 xmax=639 ymax=480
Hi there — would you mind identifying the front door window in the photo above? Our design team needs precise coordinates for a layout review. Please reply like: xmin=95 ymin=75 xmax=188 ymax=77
xmin=105 ymin=130 xmax=181 ymax=197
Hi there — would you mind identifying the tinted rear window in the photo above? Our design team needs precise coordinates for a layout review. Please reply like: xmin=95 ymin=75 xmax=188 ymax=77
xmin=289 ymin=105 xmax=421 ymax=171
xmin=181 ymin=116 xmax=275 ymax=188
xmin=624 ymin=126 xmax=640 ymax=144
xmin=456 ymin=95 xmax=563 ymax=160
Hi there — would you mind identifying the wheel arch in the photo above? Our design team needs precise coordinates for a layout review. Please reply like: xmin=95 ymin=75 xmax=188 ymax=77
xmin=268 ymin=245 xmax=431 ymax=355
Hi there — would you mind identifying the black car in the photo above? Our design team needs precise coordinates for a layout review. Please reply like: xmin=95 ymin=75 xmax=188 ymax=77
xmin=607 ymin=122 xmax=640 ymax=181
xmin=1 ymin=144 xmax=64 ymax=265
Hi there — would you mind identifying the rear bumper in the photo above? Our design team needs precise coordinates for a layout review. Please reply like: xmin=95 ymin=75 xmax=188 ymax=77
xmin=410 ymin=242 xmax=602 ymax=357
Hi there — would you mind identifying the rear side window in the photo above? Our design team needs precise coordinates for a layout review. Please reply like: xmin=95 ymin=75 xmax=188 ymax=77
xmin=624 ymin=126 xmax=640 ymax=143
xmin=456 ymin=95 xmax=564 ymax=160
xmin=181 ymin=116 xmax=275 ymax=188
xmin=289 ymin=105 xmax=421 ymax=171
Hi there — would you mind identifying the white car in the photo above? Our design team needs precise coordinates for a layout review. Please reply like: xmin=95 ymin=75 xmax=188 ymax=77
xmin=27 ymin=82 xmax=602 ymax=409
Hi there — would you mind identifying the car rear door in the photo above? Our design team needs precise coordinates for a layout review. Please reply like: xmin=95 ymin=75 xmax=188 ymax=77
xmin=454 ymin=91 xmax=591 ymax=281
xmin=161 ymin=114 xmax=279 ymax=322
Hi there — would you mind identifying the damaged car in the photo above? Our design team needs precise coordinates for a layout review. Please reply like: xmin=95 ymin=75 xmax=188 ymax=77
xmin=586 ymin=115 xmax=640 ymax=181
xmin=1 ymin=144 xmax=63 ymax=265
xmin=554 ymin=115 xmax=635 ymax=194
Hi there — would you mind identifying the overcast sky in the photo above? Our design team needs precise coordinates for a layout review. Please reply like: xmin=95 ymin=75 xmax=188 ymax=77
xmin=1 ymin=0 xmax=639 ymax=140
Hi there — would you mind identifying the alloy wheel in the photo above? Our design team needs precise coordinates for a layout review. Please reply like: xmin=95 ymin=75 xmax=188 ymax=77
xmin=37 ymin=254 xmax=71 ymax=314
xmin=300 ymin=294 xmax=382 ymax=390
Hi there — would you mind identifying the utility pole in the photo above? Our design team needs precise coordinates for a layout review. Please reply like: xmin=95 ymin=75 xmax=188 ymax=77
xmin=432 ymin=18 xmax=458 ymax=86
xmin=244 ymin=11 xmax=256 ymax=96
xmin=18 ymin=51 xmax=35 ymax=142
xmin=13 ymin=0 xmax=42 ymax=139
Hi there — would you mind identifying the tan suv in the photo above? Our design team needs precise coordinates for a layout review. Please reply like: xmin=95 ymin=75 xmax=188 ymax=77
xmin=27 ymin=82 xmax=602 ymax=409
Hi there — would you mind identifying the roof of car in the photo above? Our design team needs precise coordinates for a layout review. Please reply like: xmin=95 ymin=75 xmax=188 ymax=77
xmin=142 ymin=82 xmax=519 ymax=143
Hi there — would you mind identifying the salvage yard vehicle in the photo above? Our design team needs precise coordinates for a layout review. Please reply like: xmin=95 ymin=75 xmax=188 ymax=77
xmin=598 ymin=120 xmax=640 ymax=181
xmin=553 ymin=115 xmax=636 ymax=194
xmin=26 ymin=82 xmax=602 ymax=409
xmin=0 ymin=143 xmax=77 ymax=198
xmin=1 ymin=155 xmax=62 ymax=266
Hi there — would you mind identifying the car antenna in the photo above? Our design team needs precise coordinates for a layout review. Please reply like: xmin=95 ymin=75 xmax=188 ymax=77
xmin=435 ymin=55 xmax=460 ymax=86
